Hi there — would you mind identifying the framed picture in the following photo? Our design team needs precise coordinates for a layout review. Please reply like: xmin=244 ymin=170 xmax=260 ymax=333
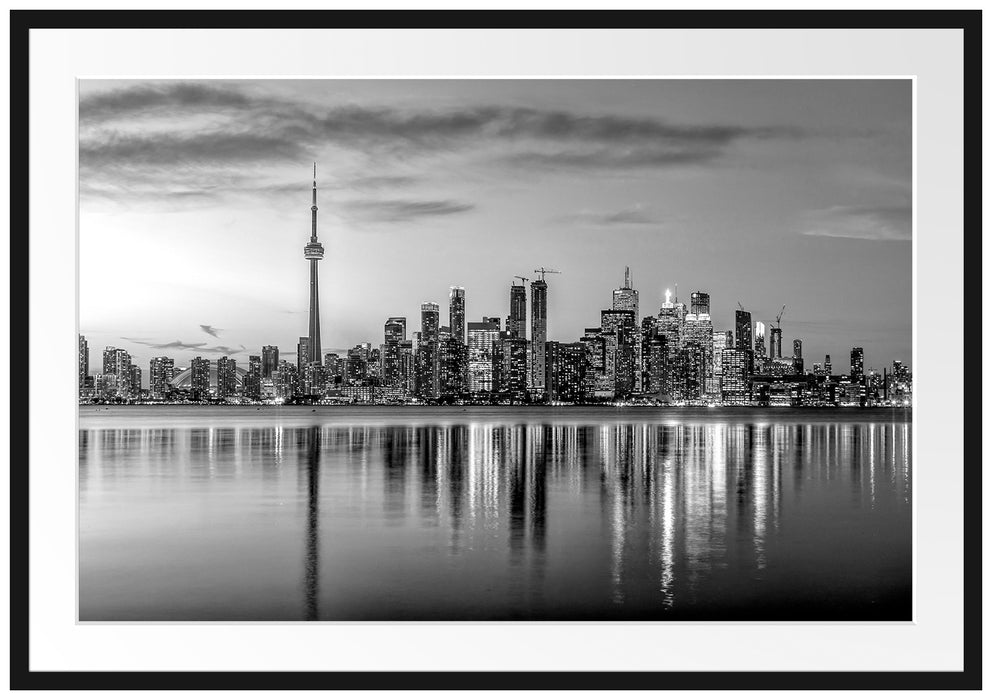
xmin=10 ymin=7 xmax=981 ymax=691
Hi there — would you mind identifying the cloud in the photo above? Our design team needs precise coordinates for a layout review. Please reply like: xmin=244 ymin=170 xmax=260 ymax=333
xmin=341 ymin=198 xmax=475 ymax=223
xmin=79 ymin=82 xmax=805 ymax=178
xmin=199 ymin=324 xmax=223 ymax=338
xmin=122 ymin=338 xmax=207 ymax=350
xmin=199 ymin=344 xmax=247 ymax=355
xmin=801 ymin=204 xmax=911 ymax=242
xmin=553 ymin=204 xmax=663 ymax=227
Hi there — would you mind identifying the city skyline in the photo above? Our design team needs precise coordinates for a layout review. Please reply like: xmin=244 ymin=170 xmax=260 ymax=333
xmin=79 ymin=79 xmax=912 ymax=375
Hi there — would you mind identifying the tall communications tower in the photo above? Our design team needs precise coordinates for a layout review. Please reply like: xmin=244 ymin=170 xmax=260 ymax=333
xmin=304 ymin=163 xmax=324 ymax=366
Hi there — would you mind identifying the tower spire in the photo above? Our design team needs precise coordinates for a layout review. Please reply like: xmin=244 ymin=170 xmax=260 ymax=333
xmin=310 ymin=162 xmax=318 ymax=241
xmin=624 ymin=265 xmax=631 ymax=289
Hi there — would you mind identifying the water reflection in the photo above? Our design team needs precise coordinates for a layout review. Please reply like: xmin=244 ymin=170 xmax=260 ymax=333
xmin=79 ymin=413 xmax=912 ymax=621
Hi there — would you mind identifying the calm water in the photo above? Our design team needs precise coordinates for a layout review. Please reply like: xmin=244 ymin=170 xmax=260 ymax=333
xmin=79 ymin=406 xmax=912 ymax=621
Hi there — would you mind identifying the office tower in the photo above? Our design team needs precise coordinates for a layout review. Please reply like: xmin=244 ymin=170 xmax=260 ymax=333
xmin=273 ymin=359 xmax=297 ymax=400
xmin=102 ymin=346 xmax=132 ymax=397
xmin=735 ymin=309 xmax=753 ymax=351
xmin=438 ymin=336 xmax=466 ymax=396
xmin=850 ymin=347 xmax=864 ymax=379
xmin=492 ymin=332 xmax=529 ymax=402
xmin=612 ymin=266 xmax=639 ymax=317
xmin=297 ymin=337 xmax=310 ymax=375
xmin=216 ymin=356 xmax=238 ymax=399
xmin=754 ymin=321 xmax=767 ymax=358
xmin=684 ymin=302 xmax=714 ymax=395
xmin=507 ymin=281 xmax=527 ymax=339
xmin=690 ymin=291 xmax=710 ymax=316
xmin=601 ymin=308 xmax=637 ymax=398
xmin=78 ymin=335 xmax=89 ymax=391
xmin=530 ymin=278 xmax=548 ymax=391
xmin=149 ymin=356 xmax=175 ymax=399
xmin=793 ymin=339 xmax=804 ymax=374
xmin=712 ymin=329 xmax=731 ymax=378
xmin=345 ymin=344 xmax=370 ymax=386
xmin=770 ymin=327 xmax=783 ymax=360
xmin=640 ymin=318 xmax=668 ymax=397
xmin=721 ymin=348 xmax=750 ymax=405
xmin=581 ymin=329 xmax=611 ymax=397
xmin=675 ymin=343 xmax=707 ymax=402
xmin=398 ymin=340 xmax=415 ymax=394
xmin=245 ymin=356 xmax=262 ymax=400
xmin=657 ymin=289 xmax=686 ymax=395
xmin=448 ymin=287 xmax=465 ymax=344
xmin=130 ymin=364 xmax=142 ymax=396
xmin=467 ymin=319 xmax=500 ymax=393
xmin=812 ymin=362 xmax=823 ymax=375
xmin=190 ymin=357 xmax=211 ymax=401
xmin=417 ymin=302 xmax=440 ymax=399
xmin=261 ymin=345 xmax=279 ymax=379
xmin=382 ymin=317 xmax=406 ymax=388
xmin=824 ymin=354 xmax=833 ymax=375
xmin=303 ymin=164 xmax=325 ymax=367
xmin=384 ymin=317 xmax=406 ymax=342
xmin=546 ymin=341 xmax=587 ymax=402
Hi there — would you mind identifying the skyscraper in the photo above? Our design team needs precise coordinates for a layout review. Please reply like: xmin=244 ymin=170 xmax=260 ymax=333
xmin=546 ymin=341 xmax=587 ymax=402
xmin=735 ymin=309 xmax=753 ymax=351
xmin=793 ymin=339 xmax=804 ymax=374
xmin=303 ymin=164 xmax=324 ymax=368
xmin=690 ymin=291 xmax=710 ymax=316
xmin=770 ymin=327 xmax=783 ymax=360
xmin=825 ymin=354 xmax=833 ymax=375
xmin=382 ymin=317 xmax=407 ymax=388
xmin=492 ymin=332 xmax=529 ymax=402
xmin=448 ymin=287 xmax=465 ymax=345
xmin=850 ymin=347 xmax=864 ymax=379
xmin=612 ymin=266 xmax=639 ymax=318
xmin=216 ymin=356 xmax=238 ymax=399
xmin=78 ymin=335 xmax=89 ymax=391
xmin=245 ymin=355 xmax=262 ymax=400
xmin=190 ymin=357 xmax=211 ymax=401
xmin=657 ymin=289 xmax=686 ymax=396
xmin=262 ymin=345 xmax=279 ymax=379
xmin=467 ymin=319 xmax=500 ymax=393
xmin=507 ymin=281 xmax=527 ymax=339
xmin=601 ymin=308 xmax=637 ymax=398
xmin=102 ymin=346 xmax=132 ymax=397
xmin=530 ymin=277 xmax=548 ymax=391
xmin=721 ymin=348 xmax=750 ymax=405
xmin=754 ymin=321 xmax=767 ymax=358
xmin=297 ymin=337 xmax=310 ymax=372
xmin=417 ymin=302 xmax=440 ymax=399
xmin=149 ymin=356 xmax=174 ymax=399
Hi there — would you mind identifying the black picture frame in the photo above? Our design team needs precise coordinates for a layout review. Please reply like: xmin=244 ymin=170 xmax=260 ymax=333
xmin=8 ymin=8 xmax=982 ymax=691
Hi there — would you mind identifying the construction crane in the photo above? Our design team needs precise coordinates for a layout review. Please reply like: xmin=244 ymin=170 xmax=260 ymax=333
xmin=774 ymin=305 xmax=786 ymax=329
xmin=737 ymin=301 xmax=746 ymax=312
xmin=533 ymin=267 xmax=561 ymax=281
xmin=513 ymin=275 xmax=529 ymax=286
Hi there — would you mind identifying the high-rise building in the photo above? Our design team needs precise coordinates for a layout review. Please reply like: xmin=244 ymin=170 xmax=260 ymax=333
xmin=582 ymin=328 xmax=612 ymax=397
xmin=546 ymin=341 xmax=587 ymax=402
xmin=824 ymin=354 xmax=833 ymax=375
xmin=78 ymin=335 xmax=89 ymax=392
xmin=735 ymin=309 xmax=753 ymax=351
xmin=102 ymin=346 xmax=132 ymax=397
xmin=657 ymin=289 xmax=686 ymax=396
xmin=850 ymin=347 xmax=864 ymax=379
xmin=793 ymin=339 xmax=804 ymax=374
xmin=382 ymin=317 xmax=407 ymax=388
xmin=303 ymin=164 xmax=325 ymax=368
xmin=262 ymin=345 xmax=279 ymax=378
xmin=244 ymin=355 xmax=262 ymax=400
xmin=721 ymin=348 xmax=750 ymax=405
xmin=467 ymin=319 xmax=500 ymax=393
xmin=130 ymin=364 xmax=142 ymax=396
xmin=448 ymin=287 xmax=465 ymax=345
xmin=712 ymin=329 xmax=732 ymax=377
xmin=417 ymin=302 xmax=440 ymax=399
xmin=190 ymin=357 xmax=211 ymax=401
xmin=492 ymin=332 xmax=529 ymax=402
xmin=690 ymin=291 xmax=710 ymax=316
xmin=384 ymin=317 xmax=406 ymax=343
xmin=149 ymin=356 xmax=175 ymax=399
xmin=601 ymin=308 xmax=637 ymax=398
xmin=438 ymin=336 xmax=466 ymax=397
xmin=612 ymin=266 xmax=639 ymax=317
xmin=297 ymin=337 xmax=310 ymax=375
xmin=754 ymin=321 xmax=767 ymax=358
xmin=507 ymin=282 xmax=527 ymax=339
xmin=398 ymin=340 xmax=415 ymax=394
xmin=216 ymin=356 xmax=238 ymax=399
xmin=770 ymin=327 xmax=783 ymax=360
xmin=530 ymin=278 xmax=548 ymax=391
xmin=640 ymin=319 xmax=668 ymax=397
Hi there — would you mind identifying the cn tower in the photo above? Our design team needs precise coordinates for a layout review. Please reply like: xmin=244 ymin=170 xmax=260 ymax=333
xmin=303 ymin=163 xmax=324 ymax=366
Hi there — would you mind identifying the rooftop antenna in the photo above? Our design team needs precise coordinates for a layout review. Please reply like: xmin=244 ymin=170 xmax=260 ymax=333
xmin=624 ymin=266 xmax=632 ymax=289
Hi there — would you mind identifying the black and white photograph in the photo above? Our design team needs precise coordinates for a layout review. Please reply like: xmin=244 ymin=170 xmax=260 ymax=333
xmin=77 ymin=77 xmax=914 ymax=623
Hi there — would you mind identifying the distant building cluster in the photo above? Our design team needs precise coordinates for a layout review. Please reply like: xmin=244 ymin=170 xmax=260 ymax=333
xmin=78 ymin=169 xmax=912 ymax=408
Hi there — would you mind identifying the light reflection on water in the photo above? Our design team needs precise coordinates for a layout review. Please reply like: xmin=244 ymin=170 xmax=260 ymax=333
xmin=78 ymin=407 xmax=911 ymax=621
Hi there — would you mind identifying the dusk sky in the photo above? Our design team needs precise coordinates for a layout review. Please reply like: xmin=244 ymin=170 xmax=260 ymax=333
xmin=79 ymin=79 xmax=911 ymax=378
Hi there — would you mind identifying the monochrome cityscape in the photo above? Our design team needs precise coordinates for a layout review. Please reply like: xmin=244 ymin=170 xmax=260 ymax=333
xmin=79 ymin=79 xmax=912 ymax=622
xmin=79 ymin=168 xmax=912 ymax=409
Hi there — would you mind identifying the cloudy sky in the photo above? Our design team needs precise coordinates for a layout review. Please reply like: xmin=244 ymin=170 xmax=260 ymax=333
xmin=79 ymin=79 xmax=911 ymax=377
